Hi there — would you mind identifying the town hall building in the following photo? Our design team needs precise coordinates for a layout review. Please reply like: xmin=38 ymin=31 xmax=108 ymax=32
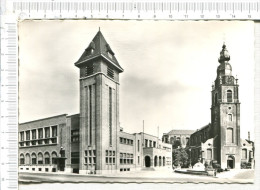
xmin=18 ymin=30 xmax=172 ymax=174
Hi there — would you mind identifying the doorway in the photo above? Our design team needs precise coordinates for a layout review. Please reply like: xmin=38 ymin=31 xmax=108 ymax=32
xmin=145 ymin=156 xmax=151 ymax=167
xmin=227 ymin=155 xmax=235 ymax=169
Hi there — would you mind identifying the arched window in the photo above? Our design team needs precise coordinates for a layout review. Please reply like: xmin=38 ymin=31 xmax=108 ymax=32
xmin=25 ymin=153 xmax=30 ymax=165
xmin=227 ymin=90 xmax=232 ymax=102
xmin=44 ymin=152 xmax=50 ymax=164
xmin=31 ymin=153 xmax=37 ymax=165
xmin=51 ymin=151 xmax=57 ymax=164
xmin=242 ymin=149 xmax=247 ymax=159
xmin=20 ymin=154 xmax=25 ymax=165
xmin=170 ymin=137 xmax=174 ymax=144
xmin=228 ymin=114 xmax=232 ymax=121
xmin=186 ymin=137 xmax=190 ymax=145
xmin=38 ymin=152 xmax=43 ymax=164
xmin=226 ymin=128 xmax=234 ymax=144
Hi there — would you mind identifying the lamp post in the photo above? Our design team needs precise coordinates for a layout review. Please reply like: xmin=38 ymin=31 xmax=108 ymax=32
xmin=189 ymin=148 xmax=192 ymax=168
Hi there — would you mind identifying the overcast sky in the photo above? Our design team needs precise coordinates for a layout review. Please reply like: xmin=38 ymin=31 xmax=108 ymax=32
xmin=18 ymin=20 xmax=254 ymax=140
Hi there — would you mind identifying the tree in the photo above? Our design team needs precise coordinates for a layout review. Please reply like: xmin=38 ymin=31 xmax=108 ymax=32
xmin=172 ymin=148 xmax=189 ymax=168
xmin=172 ymin=140 xmax=181 ymax=149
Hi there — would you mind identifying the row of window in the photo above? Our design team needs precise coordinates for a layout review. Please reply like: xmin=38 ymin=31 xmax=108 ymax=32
xmin=120 ymin=153 xmax=134 ymax=165
xmin=84 ymin=64 xmax=114 ymax=80
xmin=144 ymin=139 xmax=157 ymax=148
xmin=192 ymin=148 xmax=252 ymax=161
xmin=190 ymin=129 xmax=209 ymax=145
xmin=119 ymin=137 xmax=134 ymax=146
xmin=19 ymin=137 xmax=57 ymax=147
xmin=20 ymin=152 xmax=58 ymax=165
xmin=85 ymin=157 xmax=97 ymax=164
xmin=167 ymin=136 xmax=190 ymax=145
xmin=120 ymin=168 xmax=130 ymax=172
xmin=71 ymin=130 xmax=79 ymax=143
xmin=20 ymin=167 xmax=57 ymax=172
xmin=105 ymin=150 xmax=116 ymax=165
xmin=242 ymin=149 xmax=253 ymax=160
xmin=85 ymin=150 xmax=96 ymax=157
xmin=19 ymin=125 xmax=57 ymax=142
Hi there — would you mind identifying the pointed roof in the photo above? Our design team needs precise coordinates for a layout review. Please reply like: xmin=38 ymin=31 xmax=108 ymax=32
xmin=75 ymin=30 xmax=123 ymax=72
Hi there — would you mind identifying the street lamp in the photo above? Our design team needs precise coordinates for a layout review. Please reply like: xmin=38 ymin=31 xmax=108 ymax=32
xmin=189 ymin=148 xmax=192 ymax=168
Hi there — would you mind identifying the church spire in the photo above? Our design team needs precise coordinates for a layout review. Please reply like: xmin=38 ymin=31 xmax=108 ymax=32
xmin=218 ymin=42 xmax=230 ymax=64
xmin=217 ymin=43 xmax=232 ymax=77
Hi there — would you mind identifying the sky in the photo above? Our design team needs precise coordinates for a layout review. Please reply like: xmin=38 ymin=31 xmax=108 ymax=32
xmin=18 ymin=20 xmax=255 ymax=140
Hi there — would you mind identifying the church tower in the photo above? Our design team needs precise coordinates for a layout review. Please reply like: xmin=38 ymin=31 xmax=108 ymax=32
xmin=211 ymin=44 xmax=241 ymax=169
xmin=75 ymin=30 xmax=123 ymax=174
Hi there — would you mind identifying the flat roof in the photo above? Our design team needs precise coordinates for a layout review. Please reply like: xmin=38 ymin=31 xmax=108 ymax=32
xmin=19 ymin=114 xmax=68 ymax=125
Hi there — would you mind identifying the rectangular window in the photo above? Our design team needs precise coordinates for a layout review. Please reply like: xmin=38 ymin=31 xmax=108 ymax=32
xmin=227 ymin=90 xmax=232 ymax=102
xmin=145 ymin=139 xmax=148 ymax=147
xmin=149 ymin=140 xmax=152 ymax=147
xmin=138 ymin=156 xmax=140 ymax=164
xmin=71 ymin=136 xmax=79 ymax=142
xmin=26 ymin=131 xmax=30 ymax=140
xmin=242 ymin=149 xmax=247 ymax=159
xmin=207 ymin=149 xmax=212 ymax=160
xmin=88 ymin=85 xmax=92 ymax=145
xmin=71 ymin=152 xmax=80 ymax=157
xmin=71 ymin=158 xmax=79 ymax=164
xmin=20 ymin=158 xmax=25 ymax=165
xmin=153 ymin=141 xmax=156 ymax=148
xmin=71 ymin=130 xmax=79 ymax=136
xmin=38 ymin=128 xmax=43 ymax=139
xmin=32 ymin=130 xmax=36 ymax=140
xmin=138 ymin=140 xmax=140 ymax=152
xmin=20 ymin=132 xmax=24 ymax=141
xmin=45 ymin=127 xmax=50 ymax=138
xmin=107 ymin=66 xmax=114 ymax=79
xmin=228 ymin=114 xmax=232 ymax=122
xmin=52 ymin=126 xmax=57 ymax=137
xmin=226 ymin=128 xmax=234 ymax=144
xmin=85 ymin=63 xmax=94 ymax=76
xmin=109 ymin=87 xmax=112 ymax=146
xmin=120 ymin=137 xmax=123 ymax=143
xmin=32 ymin=158 xmax=37 ymax=165
xmin=45 ymin=158 xmax=50 ymax=164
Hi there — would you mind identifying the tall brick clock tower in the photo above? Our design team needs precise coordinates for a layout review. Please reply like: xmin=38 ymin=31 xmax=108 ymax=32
xmin=211 ymin=44 xmax=241 ymax=169
xmin=75 ymin=30 xmax=123 ymax=174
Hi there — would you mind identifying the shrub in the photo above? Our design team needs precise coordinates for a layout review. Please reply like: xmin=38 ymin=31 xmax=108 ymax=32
xmin=241 ymin=162 xmax=247 ymax=169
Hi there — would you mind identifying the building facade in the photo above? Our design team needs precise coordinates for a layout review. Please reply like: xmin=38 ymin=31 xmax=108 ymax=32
xmin=162 ymin=130 xmax=195 ymax=148
xmin=18 ymin=30 xmax=172 ymax=174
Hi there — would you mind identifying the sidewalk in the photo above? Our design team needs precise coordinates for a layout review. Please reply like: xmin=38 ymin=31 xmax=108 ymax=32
xmin=215 ymin=169 xmax=252 ymax=179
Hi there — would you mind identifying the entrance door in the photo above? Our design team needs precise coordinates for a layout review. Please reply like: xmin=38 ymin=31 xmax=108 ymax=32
xmin=145 ymin=156 xmax=151 ymax=167
xmin=227 ymin=156 xmax=235 ymax=169
xmin=58 ymin=159 xmax=65 ymax=171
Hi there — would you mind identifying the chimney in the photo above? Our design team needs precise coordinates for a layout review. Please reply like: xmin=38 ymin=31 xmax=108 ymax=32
xmin=248 ymin=131 xmax=250 ymax=141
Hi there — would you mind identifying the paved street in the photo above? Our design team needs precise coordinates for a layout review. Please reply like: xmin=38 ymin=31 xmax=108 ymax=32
xmin=19 ymin=169 xmax=254 ymax=184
